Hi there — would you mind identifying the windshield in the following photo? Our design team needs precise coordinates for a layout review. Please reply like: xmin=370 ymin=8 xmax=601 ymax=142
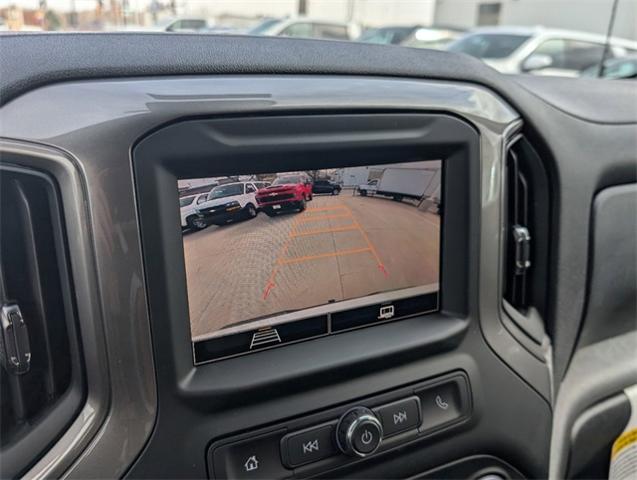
xmin=4 ymin=1 xmax=636 ymax=79
xmin=180 ymin=196 xmax=195 ymax=207
xmin=448 ymin=33 xmax=531 ymax=59
xmin=208 ymin=184 xmax=243 ymax=199
xmin=273 ymin=176 xmax=302 ymax=185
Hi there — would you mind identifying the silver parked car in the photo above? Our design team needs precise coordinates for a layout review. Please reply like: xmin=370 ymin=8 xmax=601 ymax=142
xmin=448 ymin=26 xmax=637 ymax=77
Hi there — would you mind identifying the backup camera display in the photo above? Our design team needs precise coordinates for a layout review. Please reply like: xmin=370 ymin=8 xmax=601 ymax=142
xmin=180 ymin=160 xmax=442 ymax=363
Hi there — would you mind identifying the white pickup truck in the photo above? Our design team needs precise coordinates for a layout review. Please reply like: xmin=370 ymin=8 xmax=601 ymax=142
xmin=194 ymin=181 xmax=270 ymax=229
xmin=180 ymin=193 xmax=208 ymax=230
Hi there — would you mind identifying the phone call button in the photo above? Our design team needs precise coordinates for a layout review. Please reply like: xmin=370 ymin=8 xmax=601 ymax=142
xmin=416 ymin=378 xmax=465 ymax=432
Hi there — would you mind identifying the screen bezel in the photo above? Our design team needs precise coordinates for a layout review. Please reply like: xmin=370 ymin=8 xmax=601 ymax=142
xmin=133 ymin=112 xmax=477 ymax=387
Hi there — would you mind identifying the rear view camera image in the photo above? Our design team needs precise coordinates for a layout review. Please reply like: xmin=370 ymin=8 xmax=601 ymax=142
xmin=180 ymin=160 xmax=442 ymax=362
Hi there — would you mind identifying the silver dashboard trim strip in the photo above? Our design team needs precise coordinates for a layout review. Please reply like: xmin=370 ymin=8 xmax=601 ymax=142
xmin=0 ymin=141 xmax=114 ymax=480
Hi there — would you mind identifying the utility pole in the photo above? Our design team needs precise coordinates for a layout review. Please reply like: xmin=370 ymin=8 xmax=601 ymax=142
xmin=70 ymin=0 xmax=78 ymax=27
xmin=150 ymin=0 xmax=158 ymax=24
xmin=38 ymin=0 xmax=47 ymax=29
xmin=122 ymin=0 xmax=128 ymax=26
xmin=96 ymin=0 xmax=103 ymax=24
xmin=298 ymin=0 xmax=307 ymax=16
xmin=346 ymin=0 xmax=355 ymax=22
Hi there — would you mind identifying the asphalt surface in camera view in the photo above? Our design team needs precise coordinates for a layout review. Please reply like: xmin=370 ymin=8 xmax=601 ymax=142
xmin=183 ymin=193 xmax=440 ymax=341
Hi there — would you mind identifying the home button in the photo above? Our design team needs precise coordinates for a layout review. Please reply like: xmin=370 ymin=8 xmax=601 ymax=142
xmin=211 ymin=430 xmax=290 ymax=479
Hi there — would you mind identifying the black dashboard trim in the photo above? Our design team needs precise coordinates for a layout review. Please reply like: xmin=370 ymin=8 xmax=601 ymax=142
xmin=128 ymin=110 xmax=550 ymax=477
xmin=132 ymin=113 xmax=474 ymax=401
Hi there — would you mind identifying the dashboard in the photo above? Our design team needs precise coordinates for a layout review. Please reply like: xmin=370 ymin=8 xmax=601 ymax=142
xmin=0 ymin=34 xmax=635 ymax=480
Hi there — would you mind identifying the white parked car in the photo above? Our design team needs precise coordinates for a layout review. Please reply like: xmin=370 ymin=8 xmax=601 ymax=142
xmin=158 ymin=18 xmax=209 ymax=33
xmin=358 ymin=25 xmax=463 ymax=50
xmin=180 ymin=193 xmax=208 ymax=230
xmin=448 ymin=26 xmax=637 ymax=77
xmin=194 ymin=181 xmax=269 ymax=228
xmin=248 ymin=17 xmax=360 ymax=41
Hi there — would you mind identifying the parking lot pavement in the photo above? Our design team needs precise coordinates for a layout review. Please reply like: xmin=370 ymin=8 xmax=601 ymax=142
xmin=183 ymin=193 xmax=440 ymax=340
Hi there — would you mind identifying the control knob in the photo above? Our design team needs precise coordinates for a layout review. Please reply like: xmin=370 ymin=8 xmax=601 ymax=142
xmin=336 ymin=407 xmax=383 ymax=457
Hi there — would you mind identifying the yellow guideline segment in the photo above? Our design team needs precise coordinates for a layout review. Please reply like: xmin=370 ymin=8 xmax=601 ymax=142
xmin=609 ymin=385 xmax=637 ymax=480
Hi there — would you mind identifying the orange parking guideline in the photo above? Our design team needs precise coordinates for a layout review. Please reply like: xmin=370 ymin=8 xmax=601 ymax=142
xmin=295 ymin=213 xmax=351 ymax=224
xmin=277 ymin=247 xmax=372 ymax=265
xmin=262 ymin=265 xmax=279 ymax=300
xmin=262 ymin=200 xmax=389 ymax=300
xmin=261 ymin=230 xmax=294 ymax=299
xmin=290 ymin=224 xmax=358 ymax=238
xmin=262 ymin=208 xmax=307 ymax=299
xmin=304 ymin=205 xmax=347 ymax=213
xmin=342 ymin=205 xmax=390 ymax=278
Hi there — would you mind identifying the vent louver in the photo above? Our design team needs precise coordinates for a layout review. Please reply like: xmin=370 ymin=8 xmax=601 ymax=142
xmin=0 ymin=167 xmax=84 ymax=479
xmin=503 ymin=136 xmax=549 ymax=316
xmin=505 ymin=145 xmax=531 ymax=308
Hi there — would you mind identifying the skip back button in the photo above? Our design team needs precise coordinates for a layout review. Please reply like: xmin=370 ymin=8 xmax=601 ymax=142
xmin=283 ymin=424 xmax=337 ymax=468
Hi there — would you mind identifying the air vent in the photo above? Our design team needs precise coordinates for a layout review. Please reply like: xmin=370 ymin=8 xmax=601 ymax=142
xmin=0 ymin=167 xmax=84 ymax=479
xmin=503 ymin=136 xmax=549 ymax=315
xmin=505 ymin=144 xmax=531 ymax=308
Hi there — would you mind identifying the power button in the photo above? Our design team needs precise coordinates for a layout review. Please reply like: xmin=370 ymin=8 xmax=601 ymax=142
xmin=336 ymin=407 xmax=383 ymax=457
xmin=352 ymin=422 xmax=382 ymax=455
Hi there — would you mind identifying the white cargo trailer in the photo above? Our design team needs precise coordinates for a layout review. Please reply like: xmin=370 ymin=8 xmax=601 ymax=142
xmin=334 ymin=166 xmax=372 ymax=187
xmin=358 ymin=162 xmax=440 ymax=201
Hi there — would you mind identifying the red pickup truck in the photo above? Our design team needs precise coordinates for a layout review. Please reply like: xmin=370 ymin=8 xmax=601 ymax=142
xmin=255 ymin=174 xmax=313 ymax=216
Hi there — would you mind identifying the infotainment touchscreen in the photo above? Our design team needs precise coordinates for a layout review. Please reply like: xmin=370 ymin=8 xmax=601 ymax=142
xmin=180 ymin=160 xmax=442 ymax=364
